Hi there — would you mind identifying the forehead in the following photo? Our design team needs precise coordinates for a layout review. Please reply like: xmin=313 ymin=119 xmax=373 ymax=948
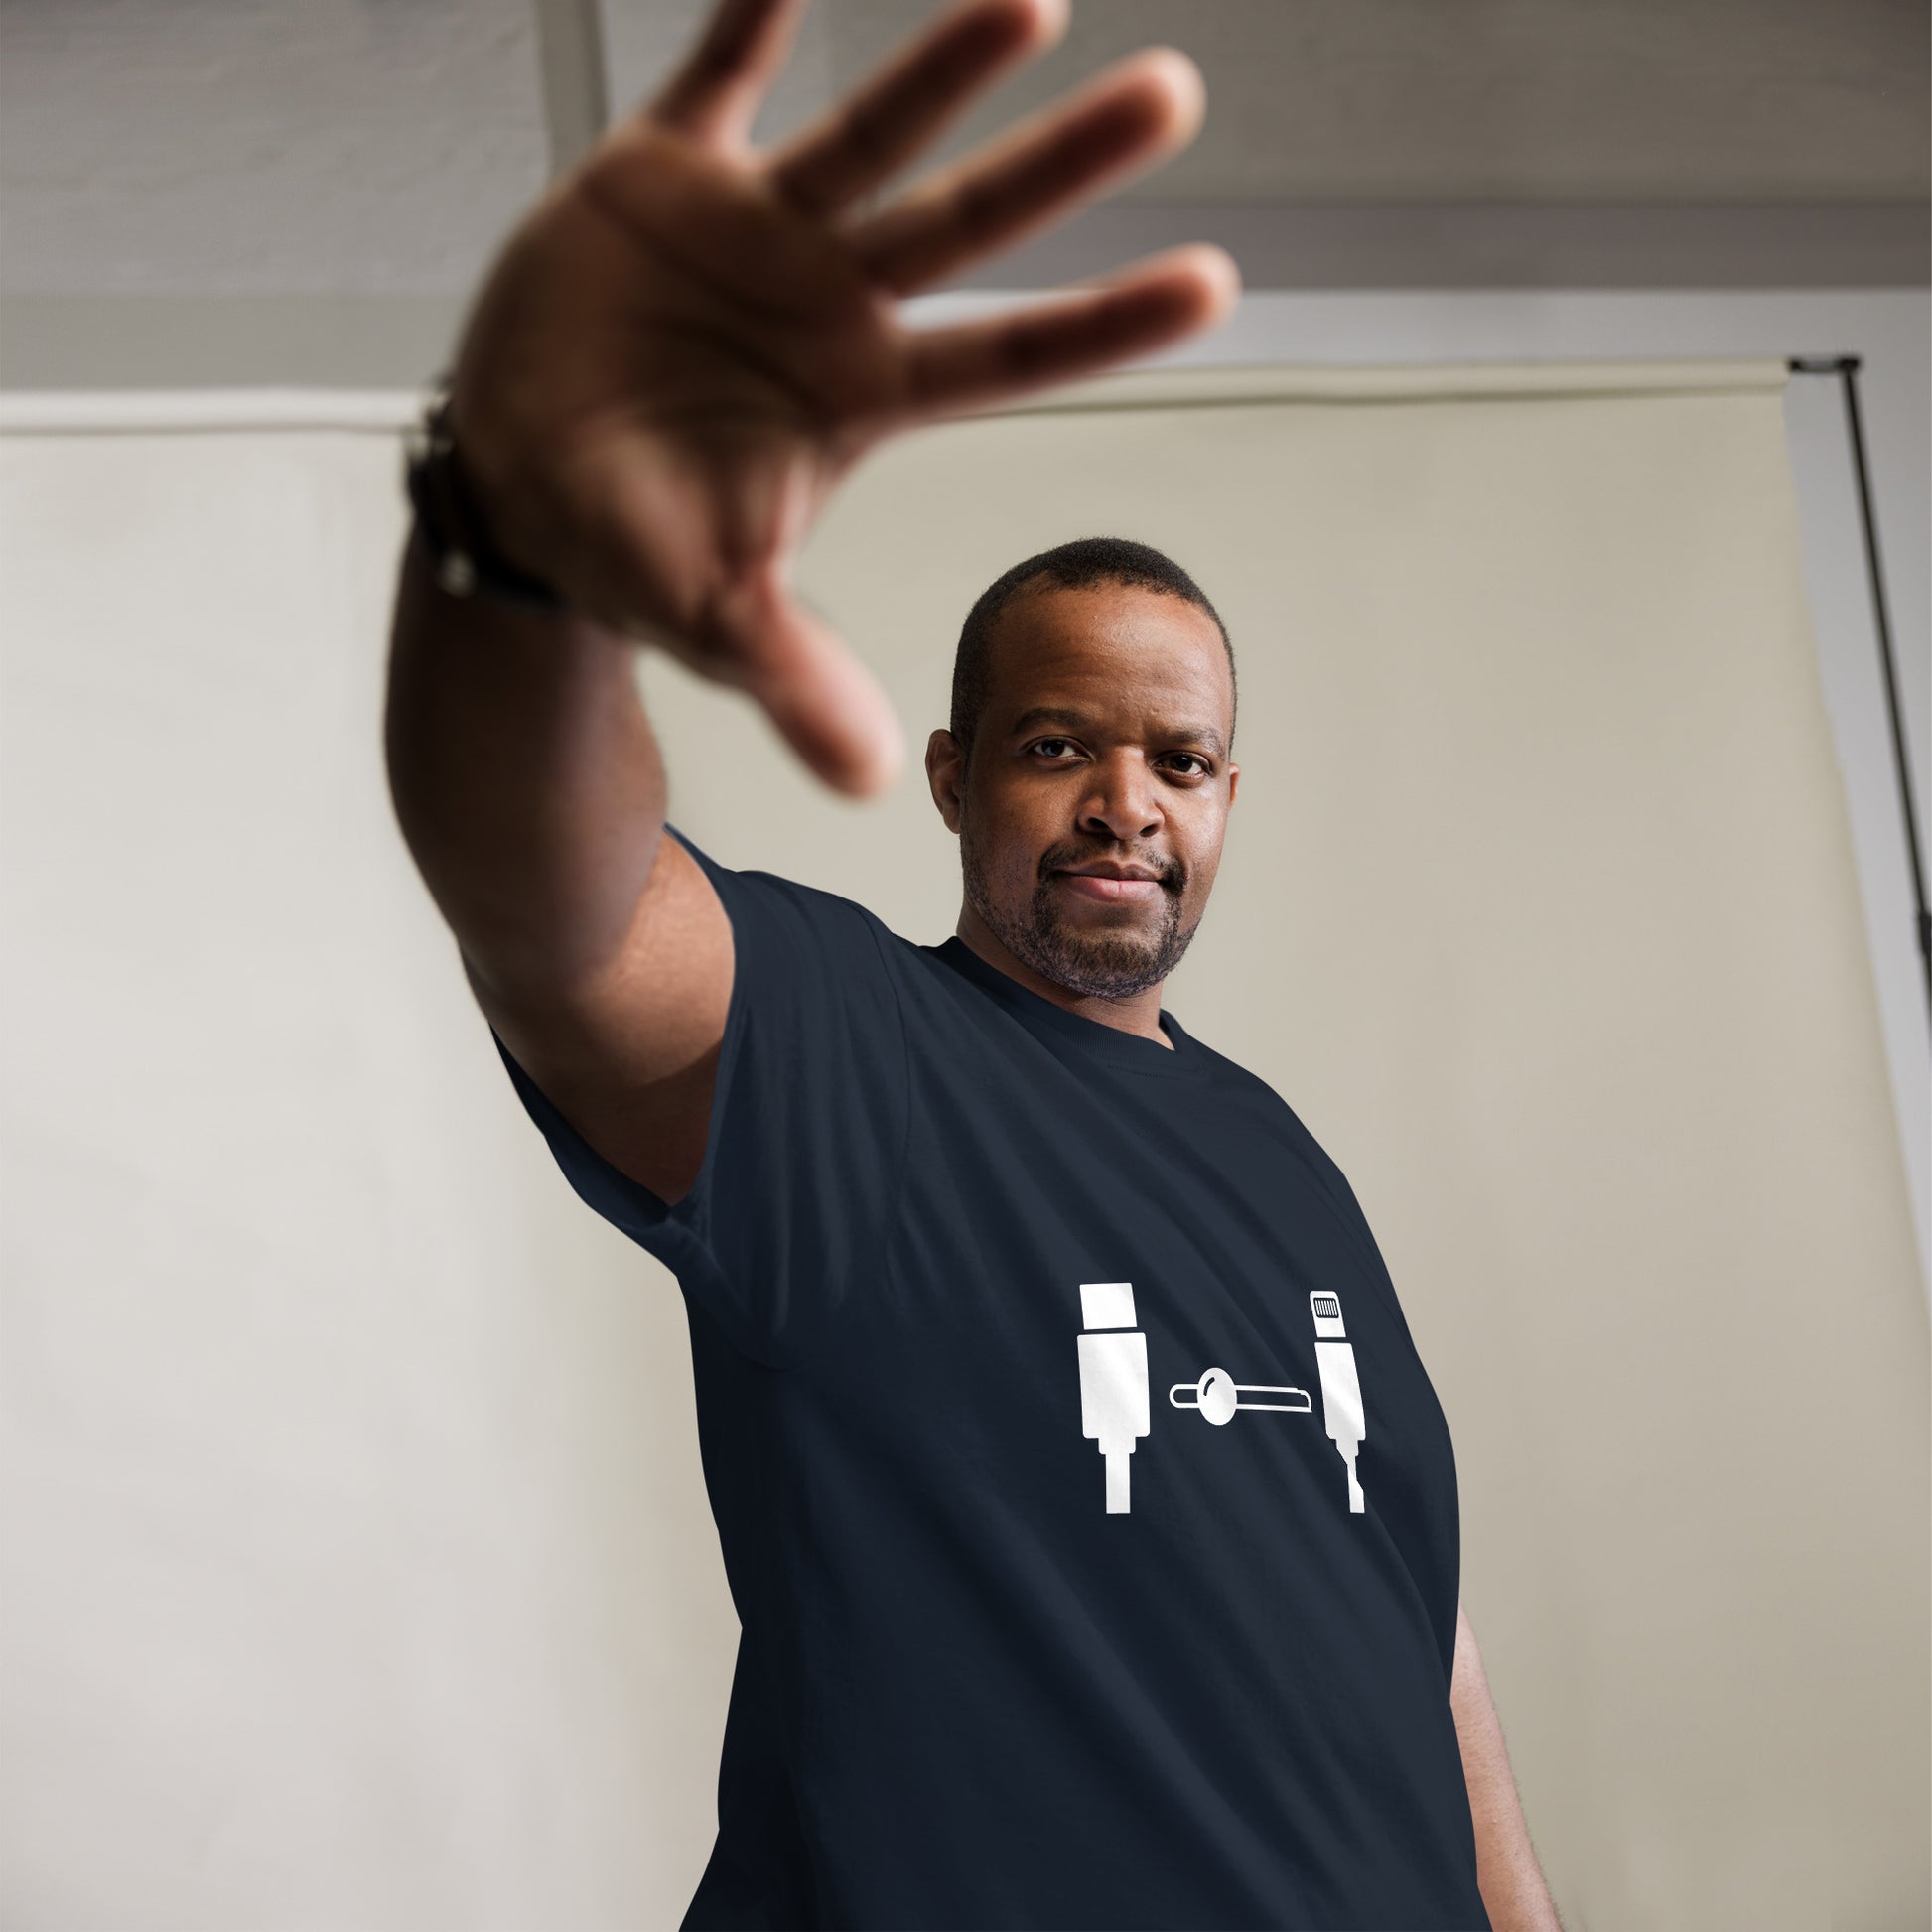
xmin=983 ymin=580 xmax=1232 ymax=729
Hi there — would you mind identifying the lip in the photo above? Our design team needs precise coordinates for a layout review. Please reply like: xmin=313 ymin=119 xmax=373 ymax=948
xmin=1054 ymin=868 xmax=1165 ymax=903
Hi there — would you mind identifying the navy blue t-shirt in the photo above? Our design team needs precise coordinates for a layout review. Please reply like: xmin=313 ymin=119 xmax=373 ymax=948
xmin=490 ymin=824 xmax=1489 ymax=1932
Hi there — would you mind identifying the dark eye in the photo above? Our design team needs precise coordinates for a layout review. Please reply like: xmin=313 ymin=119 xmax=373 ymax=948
xmin=1166 ymin=753 xmax=1212 ymax=777
xmin=1031 ymin=738 xmax=1080 ymax=760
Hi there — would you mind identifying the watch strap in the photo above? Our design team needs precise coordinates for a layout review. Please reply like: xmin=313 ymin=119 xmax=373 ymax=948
xmin=404 ymin=385 xmax=569 ymax=614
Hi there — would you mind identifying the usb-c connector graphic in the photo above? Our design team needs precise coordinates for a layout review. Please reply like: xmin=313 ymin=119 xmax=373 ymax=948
xmin=1077 ymin=1282 xmax=1150 ymax=1515
xmin=1311 ymin=1291 xmax=1367 ymax=1513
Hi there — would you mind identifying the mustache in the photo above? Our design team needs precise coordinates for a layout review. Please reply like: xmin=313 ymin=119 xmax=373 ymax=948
xmin=1039 ymin=848 xmax=1182 ymax=889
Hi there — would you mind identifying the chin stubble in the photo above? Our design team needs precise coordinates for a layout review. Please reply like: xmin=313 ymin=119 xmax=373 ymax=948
xmin=960 ymin=814 xmax=1200 ymax=1000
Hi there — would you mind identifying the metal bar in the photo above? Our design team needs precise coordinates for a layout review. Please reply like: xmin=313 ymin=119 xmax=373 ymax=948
xmin=1789 ymin=353 xmax=1932 ymax=1021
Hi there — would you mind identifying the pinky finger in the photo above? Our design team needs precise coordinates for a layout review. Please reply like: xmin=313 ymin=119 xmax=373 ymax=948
xmin=645 ymin=0 xmax=806 ymax=149
xmin=897 ymin=244 xmax=1240 ymax=423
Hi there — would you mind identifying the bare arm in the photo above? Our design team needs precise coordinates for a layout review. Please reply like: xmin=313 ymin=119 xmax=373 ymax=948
xmin=1451 ymin=1599 xmax=1563 ymax=1932
xmin=380 ymin=0 xmax=1240 ymax=1202
xmin=383 ymin=536 xmax=728 ymax=1202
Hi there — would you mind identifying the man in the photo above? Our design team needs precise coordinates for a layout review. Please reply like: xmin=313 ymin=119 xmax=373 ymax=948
xmin=384 ymin=0 xmax=1560 ymax=1925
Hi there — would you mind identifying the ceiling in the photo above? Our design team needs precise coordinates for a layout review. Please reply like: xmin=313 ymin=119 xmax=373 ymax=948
xmin=1 ymin=0 xmax=1925 ymax=386
xmin=618 ymin=0 xmax=1932 ymax=203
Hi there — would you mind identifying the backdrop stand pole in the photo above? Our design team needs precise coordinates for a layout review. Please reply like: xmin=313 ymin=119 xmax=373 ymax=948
xmin=1789 ymin=352 xmax=1931 ymax=1022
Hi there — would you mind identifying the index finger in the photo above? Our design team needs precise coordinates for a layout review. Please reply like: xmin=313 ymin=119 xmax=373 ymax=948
xmin=897 ymin=244 xmax=1241 ymax=421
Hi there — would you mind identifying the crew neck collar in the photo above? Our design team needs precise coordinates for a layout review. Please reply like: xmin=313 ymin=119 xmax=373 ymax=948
xmin=929 ymin=936 xmax=1211 ymax=1082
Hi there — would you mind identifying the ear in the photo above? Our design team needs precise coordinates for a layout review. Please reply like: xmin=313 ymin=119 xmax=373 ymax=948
xmin=1227 ymin=761 xmax=1239 ymax=806
xmin=925 ymin=728 xmax=967 ymax=833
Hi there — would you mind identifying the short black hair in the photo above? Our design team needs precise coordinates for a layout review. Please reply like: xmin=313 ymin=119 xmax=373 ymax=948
xmin=948 ymin=536 xmax=1236 ymax=762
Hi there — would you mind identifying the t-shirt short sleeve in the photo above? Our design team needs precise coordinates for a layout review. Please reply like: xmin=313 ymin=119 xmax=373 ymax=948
xmin=487 ymin=823 xmax=911 ymax=1370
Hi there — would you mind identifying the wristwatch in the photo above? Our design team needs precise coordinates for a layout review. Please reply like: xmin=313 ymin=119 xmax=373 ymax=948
xmin=403 ymin=380 xmax=570 ymax=614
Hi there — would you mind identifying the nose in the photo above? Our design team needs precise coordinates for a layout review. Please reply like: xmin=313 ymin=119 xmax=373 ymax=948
xmin=1075 ymin=750 xmax=1162 ymax=846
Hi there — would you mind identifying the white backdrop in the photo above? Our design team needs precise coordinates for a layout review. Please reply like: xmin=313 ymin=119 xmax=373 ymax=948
xmin=2 ymin=361 xmax=1925 ymax=1930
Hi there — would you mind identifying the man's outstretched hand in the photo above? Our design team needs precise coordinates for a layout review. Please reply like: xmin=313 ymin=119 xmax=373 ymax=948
xmin=445 ymin=0 xmax=1239 ymax=797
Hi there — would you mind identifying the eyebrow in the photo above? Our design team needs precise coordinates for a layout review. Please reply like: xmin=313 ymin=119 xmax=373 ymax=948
xmin=1008 ymin=705 xmax=1227 ymax=760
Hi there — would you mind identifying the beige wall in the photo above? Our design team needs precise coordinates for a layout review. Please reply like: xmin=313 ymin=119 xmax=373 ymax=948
xmin=2 ymin=361 xmax=1925 ymax=1928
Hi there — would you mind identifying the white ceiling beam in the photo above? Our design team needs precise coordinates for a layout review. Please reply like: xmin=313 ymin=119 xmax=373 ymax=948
xmin=533 ymin=0 xmax=612 ymax=177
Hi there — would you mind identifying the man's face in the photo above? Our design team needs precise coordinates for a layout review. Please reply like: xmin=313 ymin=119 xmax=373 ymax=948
xmin=926 ymin=579 xmax=1239 ymax=1000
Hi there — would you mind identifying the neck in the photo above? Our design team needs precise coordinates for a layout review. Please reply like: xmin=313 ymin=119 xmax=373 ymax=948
xmin=952 ymin=904 xmax=1173 ymax=1048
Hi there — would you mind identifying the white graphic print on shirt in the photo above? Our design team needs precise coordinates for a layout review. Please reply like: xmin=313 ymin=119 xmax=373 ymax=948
xmin=1077 ymin=1284 xmax=1369 ymax=1516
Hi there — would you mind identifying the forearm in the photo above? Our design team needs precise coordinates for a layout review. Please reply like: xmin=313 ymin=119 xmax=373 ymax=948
xmin=1450 ymin=1603 xmax=1561 ymax=1932
xmin=382 ymin=526 xmax=668 ymax=997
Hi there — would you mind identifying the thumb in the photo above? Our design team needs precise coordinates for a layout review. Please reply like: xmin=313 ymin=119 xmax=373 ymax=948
xmin=708 ymin=567 xmax=905 ymax=798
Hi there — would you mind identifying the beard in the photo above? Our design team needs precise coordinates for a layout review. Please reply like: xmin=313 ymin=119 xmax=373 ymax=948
xmin=960 ymin=811 xmax=1201 ymax=1000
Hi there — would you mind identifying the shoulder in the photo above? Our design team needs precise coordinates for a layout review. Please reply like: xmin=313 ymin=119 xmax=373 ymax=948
xmin=1183 ymin=1024 xmax=1378 ymax=1228
xmin=667 ymin=823 xmax=900 ymax=964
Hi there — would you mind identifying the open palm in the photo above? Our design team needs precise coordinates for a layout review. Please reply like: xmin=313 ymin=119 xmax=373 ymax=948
xmin=447 ymin=0 xmax=1239 ymax=795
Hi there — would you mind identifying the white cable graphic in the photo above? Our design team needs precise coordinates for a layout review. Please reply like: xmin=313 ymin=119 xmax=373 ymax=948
xmin=1077 ymin=1282 xmax=1150 ymax=1514
xmin=1168 ymin=1369 xmax=1311 ymax=1425
xmin=1310 ymin=1291 xmax=1367 ymax=1513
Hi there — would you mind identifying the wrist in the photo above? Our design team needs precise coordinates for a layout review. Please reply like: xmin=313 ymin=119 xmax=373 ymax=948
xmin=404 ymin=380 xmax=571 ymax=615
